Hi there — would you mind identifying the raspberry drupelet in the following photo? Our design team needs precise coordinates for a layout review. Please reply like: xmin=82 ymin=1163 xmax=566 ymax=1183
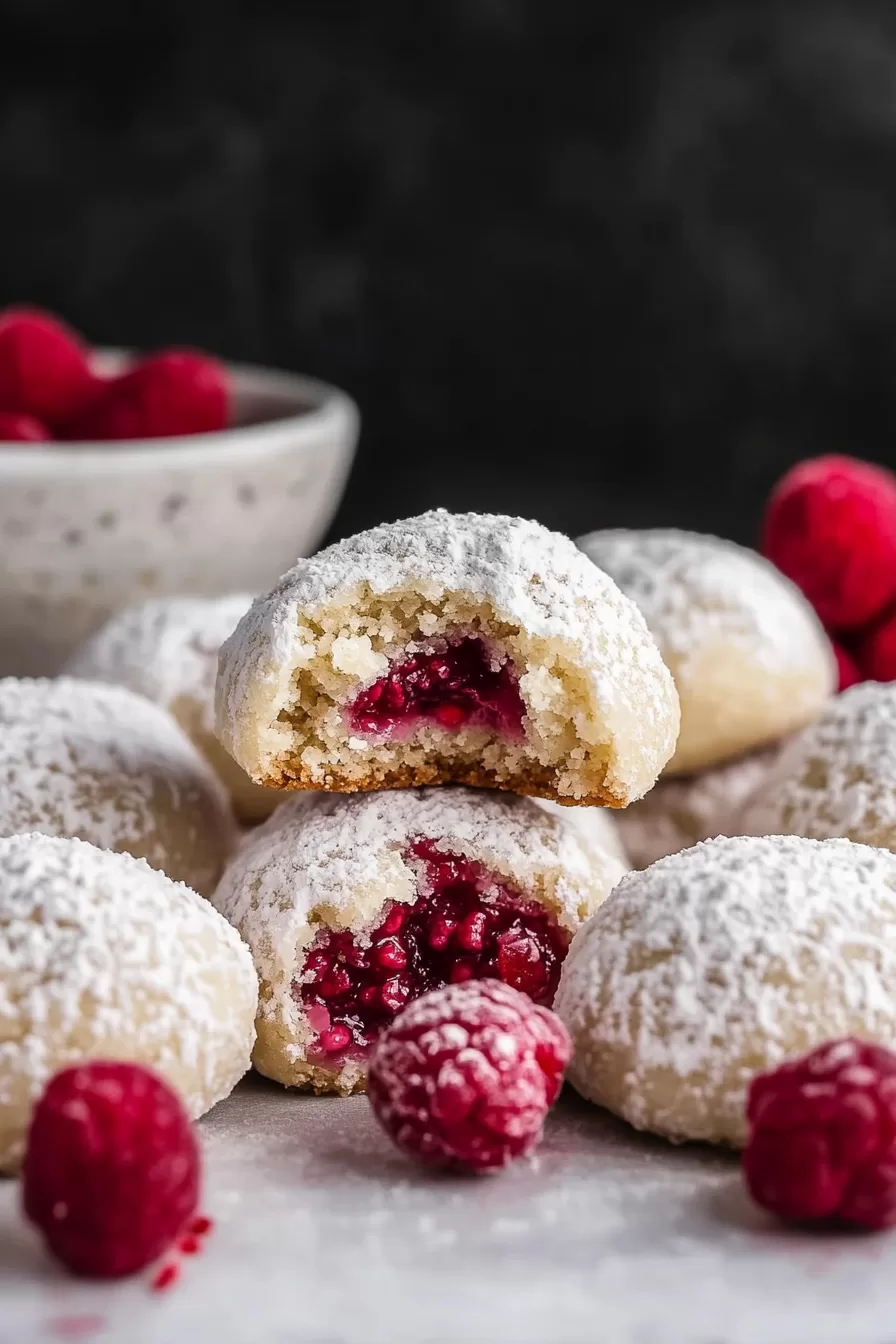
xmin=744 ymin=1038 xmax=896 ymax=1229
xmin=367 ymin=980 xmax=571 ymax=1172
xmin=22 ymin=1061 xmax=201 ymax=1277
xmin=211 ymin=787 xmax=627 ymax=1096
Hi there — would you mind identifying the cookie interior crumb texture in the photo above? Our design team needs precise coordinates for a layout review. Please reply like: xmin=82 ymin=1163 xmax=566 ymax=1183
xmin=215 ymin=511 xmax=680 ymax=807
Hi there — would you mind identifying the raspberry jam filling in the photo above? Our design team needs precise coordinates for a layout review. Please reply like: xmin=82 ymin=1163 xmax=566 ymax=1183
xmin=347 ymin=635 xmax=525 ymax=739
xmin=295 ymin=840 xmax=570 ymax=1066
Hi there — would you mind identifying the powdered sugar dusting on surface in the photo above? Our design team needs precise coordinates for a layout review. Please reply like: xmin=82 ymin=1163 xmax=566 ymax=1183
xmin=9 ymin=1075 xmax=896 ymax=1344
xmin=67 ymin=595 xmax=253 ymax=736
xmin=576 ymin=528 xmax=831 ymax=675
xmin=555 ymin=834 xmax=896 ymax=1146
xmin=0 ymin=677 xmax=234 ymax=889
xmin=0 ymin=833 xmax=257 ymax=1170
xmin=741 ymin=681 xmax=896 ymax=845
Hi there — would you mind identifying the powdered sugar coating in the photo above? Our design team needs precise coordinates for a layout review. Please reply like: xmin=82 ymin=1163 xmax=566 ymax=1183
xmin=65 ymin=596 xmax=282 ymax=822
xmin=577 ymin=528 xmax=834 ymax=774
xmin=536 ymin=798 xmax=629 ymax=867
xmin=215 ymin=510 xmax=679 ymax=805
xmin=554 ymin=834 xmax=896 ymax=1146
xmin=0 ymin=832 xmax=258 ymax=1172
xmin=67 ymin=594 xmax=253 ymax=737
xmin=740 ymin=682 xmax=896 ymax=852
xmin=0 ymin=677 xmax=235 ymax=894
xmin=213 ymin=786 xmax=627 ymax=1095
xmin=616 ymin=745 xmax=782 ymax=870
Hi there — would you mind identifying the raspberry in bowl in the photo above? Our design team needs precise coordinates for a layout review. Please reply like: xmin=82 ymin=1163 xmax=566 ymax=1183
xmin=0 ymin=309 xmax=358 ymax=675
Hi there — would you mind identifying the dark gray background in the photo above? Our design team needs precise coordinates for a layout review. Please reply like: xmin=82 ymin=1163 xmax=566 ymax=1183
xmin=2 ymin=0 xmax=895 ymax=545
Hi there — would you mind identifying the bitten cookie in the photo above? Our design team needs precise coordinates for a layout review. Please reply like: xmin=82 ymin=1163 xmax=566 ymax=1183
xmin=615 ymin=746 xmax=781 ymax=870
xmin=0 ymin=677 xmax=235 ymax=894
xmin=554 ymin=835 xmax=896 ymax=1146
xmin=215 ymin=511 xmax=680 ymax=807
xmin=577 ymin=528 xmax=834 ymax=776
xmin=212 ymin=787 xmax=627 ymax=1096
xmin=740 ymin=682 xmax=896 ymax=853
xmin=0 ymin=832 xmax=257 ymax=1172
xmin=67 ymin=595 xmax=285 ymax=823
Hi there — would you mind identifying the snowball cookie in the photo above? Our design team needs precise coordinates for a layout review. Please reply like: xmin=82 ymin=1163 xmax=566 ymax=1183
xmin=213 ymin=786 xmax=627 ymax=1096
xmin=216 ymin=510 xmax=680 ymax=808
xmin=66 ymin=595 xmax=285 ymax=824
xmin=554 ymin=835 xmax=896 ymax=1147
xmin=740 ymin=682 xmax=896 ymax=852
xmin=536 ymin=797 xmax=629 ymax=868
xmin=615 ymin=745 xmax=781 ymax=870
xmin=0 ymin=832 xmax=257 ymax=1172
xmin=0 ymin=677 xmax=235 ymax=895
xmin=576 ymin=528 xmax=834 ymax=776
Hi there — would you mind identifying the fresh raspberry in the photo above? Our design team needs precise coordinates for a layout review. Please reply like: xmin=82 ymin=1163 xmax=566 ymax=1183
xmin=0 ymin=411 xmax=52 ymax=442
xmin=832 ymin=640 xmax=862 ymax=692
xmin=22 ymin=1061 xmax=200 ymax=1277
xmin=743 ymin=1038 xmax=896 ymax=1229
xmin=0 ymin=307 xmax=97 ymax=427
xmin=367 ymin=980 xmax=571 ymax=1173
xmin=761 ymin=455 xmax=896 ymax=632
xmin=856 ymin=610 xmax=896 ymax=684
xmin=66 ymin=350 xmax=228 ymax=441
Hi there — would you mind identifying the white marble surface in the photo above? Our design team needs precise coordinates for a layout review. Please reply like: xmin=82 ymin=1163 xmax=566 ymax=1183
xmin=3 ymin=1074 xmax=896 ymax=1344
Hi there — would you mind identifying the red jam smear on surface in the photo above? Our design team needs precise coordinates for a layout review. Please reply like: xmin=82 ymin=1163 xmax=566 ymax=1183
xmin=347 ymin=635 xmax=526 ymax=739
xmin=295 ymin=841 xmax=570 ymax=1066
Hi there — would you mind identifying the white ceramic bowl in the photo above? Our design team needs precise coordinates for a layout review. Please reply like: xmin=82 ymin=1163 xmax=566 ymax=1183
xmin=0 ymin=355 xmax=359 ymax=675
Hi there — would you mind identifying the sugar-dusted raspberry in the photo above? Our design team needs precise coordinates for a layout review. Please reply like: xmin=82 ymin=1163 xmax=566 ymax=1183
xmin=67 ymin=350 xmax=228 ymax=441
xmin=743 ymin=1038 xmax=896 ymax=1229
xmin=367 ymin=979 xmax=571 ymax=1173
xmin=0 ymin=411 xmax=51 ymax=442
xmin=0 ymin=307 xmax=97 ymax=427
xmin=832 ymin=640 xmax=862 ymax=692
xmin=22 ymin=1061 xmax=200 ymax=1277
xmin=761 ymin=455 xmax=896 ymax=632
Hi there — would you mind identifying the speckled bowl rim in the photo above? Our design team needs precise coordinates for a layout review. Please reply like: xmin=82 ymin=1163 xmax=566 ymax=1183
xmin=0 ymin=355 xmax=359 ymax=477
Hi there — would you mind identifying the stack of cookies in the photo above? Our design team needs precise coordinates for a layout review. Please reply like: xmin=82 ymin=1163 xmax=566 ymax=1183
xmin=207 ymin=509 xmax=680 ymax=1094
